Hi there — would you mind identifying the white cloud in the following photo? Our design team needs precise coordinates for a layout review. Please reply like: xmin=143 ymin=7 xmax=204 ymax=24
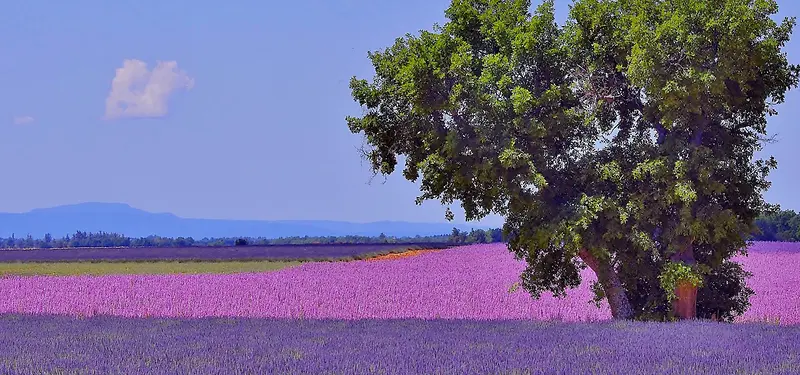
xmin=104 ymin=59 xmax=194 ymax=120
xmin=13 ymin=116 xmax=34 ymax=125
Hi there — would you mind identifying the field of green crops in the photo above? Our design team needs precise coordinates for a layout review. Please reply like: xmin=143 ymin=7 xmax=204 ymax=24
xmin=0 ymin=260 xmax=302 ymax=276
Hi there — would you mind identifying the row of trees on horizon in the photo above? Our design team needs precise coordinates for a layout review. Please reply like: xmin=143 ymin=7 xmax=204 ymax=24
xmin=0 ymin=227 xmax=506 ymax=249
xmin=754 ymin=209 xmax=800 ymax=242
xmin=0 ymin=210 xmax=796 ymax=249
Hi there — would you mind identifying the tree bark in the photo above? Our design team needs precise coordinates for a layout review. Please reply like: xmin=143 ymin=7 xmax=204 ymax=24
xmin=670 ymin=242 xmax=698 ymax=320
xmin=578 ymin=249 xmax=634 ymax=320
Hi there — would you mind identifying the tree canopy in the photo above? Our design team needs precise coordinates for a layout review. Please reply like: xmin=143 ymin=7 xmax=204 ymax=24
xmin=347 ymin=0 xmax=798 ymax=321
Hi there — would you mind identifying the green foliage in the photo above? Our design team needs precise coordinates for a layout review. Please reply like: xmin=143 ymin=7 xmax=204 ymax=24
xmin=753 ymin=208 xmax=800 ymax=241
xmin=234 ymin=238 xmax=249 ymax=246
xmin=658 ymin=262 xmax=704 ymax=303
xmin=347 ymin=0 xmax=798 ymax=320
xmin=471 ymin=228 xmax=489 ymax=243
xmin=449 ymin=228 xmax=468 ymax=244
xmin=696 ymin=260 xmax=754 ymax=323
xmin=589 ymin=280 xmax=605 ymax=308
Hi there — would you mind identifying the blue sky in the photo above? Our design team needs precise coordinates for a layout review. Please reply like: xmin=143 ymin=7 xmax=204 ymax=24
xmin=0 ymin=0 xmax=798 ymax=228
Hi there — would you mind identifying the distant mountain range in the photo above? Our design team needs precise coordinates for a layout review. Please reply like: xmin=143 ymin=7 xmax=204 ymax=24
xmin=0 ymin=203 xmax=491 ymax=239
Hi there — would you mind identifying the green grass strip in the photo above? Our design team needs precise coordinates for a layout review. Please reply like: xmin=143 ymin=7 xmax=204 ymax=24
xmin=0 ymin=260 xmax=304 ymax=276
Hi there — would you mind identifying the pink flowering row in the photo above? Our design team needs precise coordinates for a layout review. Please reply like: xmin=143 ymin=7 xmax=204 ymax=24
xmin=734 ymin=242 xmax=800 ymax=324
xmin=0 ymin=242 xmax=797 ymax=323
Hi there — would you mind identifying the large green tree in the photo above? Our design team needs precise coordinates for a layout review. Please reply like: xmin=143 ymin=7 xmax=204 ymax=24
xmin=347 ymin=0 xmax=798 ymax=320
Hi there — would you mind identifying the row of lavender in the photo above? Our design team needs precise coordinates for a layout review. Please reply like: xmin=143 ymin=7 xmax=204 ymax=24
xmin=1 ymin=242 xmax=797 ymax=323
xmin=0 ymin=242 xmax=452 ymax=262
xmin=2 ymin=315 xmax=797 ymax=375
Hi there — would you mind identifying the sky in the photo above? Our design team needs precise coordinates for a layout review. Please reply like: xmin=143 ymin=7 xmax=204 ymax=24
xmin=0 ymin=0 xmax=798 ymax=228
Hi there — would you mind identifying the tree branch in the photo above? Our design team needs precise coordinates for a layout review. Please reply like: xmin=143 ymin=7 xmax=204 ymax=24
xmin=655 ymin=122 xmax=667 ymax=145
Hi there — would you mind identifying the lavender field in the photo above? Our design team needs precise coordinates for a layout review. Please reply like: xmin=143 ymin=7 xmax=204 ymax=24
xmin=0 ymin=243 xmax=607 ymax=320
xmin=2 ymin=315 xmax=799 ymax=375
xmin=1 ymin=242 xmax=798 ymax=323
xmin=2 ymin=242 xmax=800 ymax=374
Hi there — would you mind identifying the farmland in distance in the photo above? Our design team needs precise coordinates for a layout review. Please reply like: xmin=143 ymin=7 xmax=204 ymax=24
xmin=0 ymin=242 xmax=452 ymax=263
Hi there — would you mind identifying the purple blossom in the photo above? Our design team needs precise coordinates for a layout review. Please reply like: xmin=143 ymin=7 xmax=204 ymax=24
xmin=0 ymin=315 xmax=798 ymax=374
xmin=0 ymin=243 xmax=797 ymax=324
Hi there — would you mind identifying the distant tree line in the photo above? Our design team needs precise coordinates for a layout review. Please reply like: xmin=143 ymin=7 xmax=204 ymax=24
xmin=0 ymin=209 xmax=796 ymax=249
xmin=0 ymin=212 xmax=797 ymax=249
xmin=752 ymin=209 xmax=800 ymax=242
xmin=0 ymin=228 xmax=507 ymax=249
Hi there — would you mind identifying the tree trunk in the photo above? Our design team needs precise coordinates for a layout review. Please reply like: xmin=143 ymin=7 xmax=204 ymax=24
xmin=578 ymin=249 xmax=634 ymax=320
xmin=673 ymin=280 xmax=698 ymax=319
xmin=670 ymin=243 xmax=697 ymax=320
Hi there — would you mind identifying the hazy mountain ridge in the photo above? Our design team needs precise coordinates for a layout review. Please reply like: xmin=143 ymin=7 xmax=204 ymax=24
xmin=0 ymin=203 xmax=488 ymax=239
